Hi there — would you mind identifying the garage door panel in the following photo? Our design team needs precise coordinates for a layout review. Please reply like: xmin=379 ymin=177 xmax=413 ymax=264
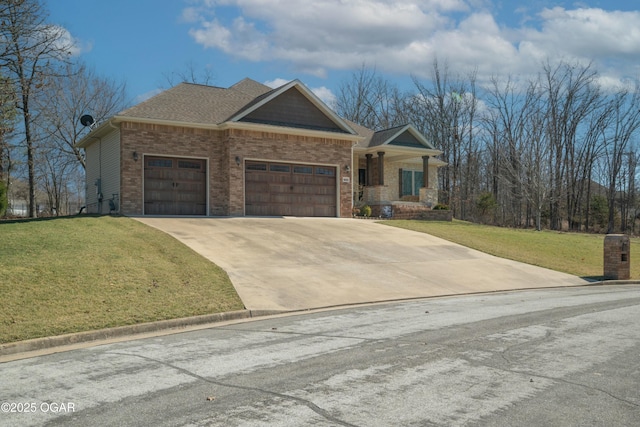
xmin=144 ymin=156 xmax=206 ymax=216
xmin=292 ymin=206 xmax=314 ymax=216
xmin=245 ymin=161 xmax=337 ymax=217
xmin=314 ymin=206 xmax=335 ymax=217
xmin=246 ymin=194 xmax=270 ymax=204
xmin=271 ymin=193 xmax=294 ymax=204
xmin=291 ymin=175 xmax=315 ymax=185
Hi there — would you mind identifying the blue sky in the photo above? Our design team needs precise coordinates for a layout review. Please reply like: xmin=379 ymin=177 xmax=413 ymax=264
xmin=48 ymin=0 xmax=640 ymax=108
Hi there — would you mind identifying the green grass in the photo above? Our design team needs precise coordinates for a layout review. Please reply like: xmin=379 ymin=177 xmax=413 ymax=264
xmin=0 ymin=216 xmax=244 ymax=344
xmin=382 ymin=219 xmax=640 ymax=280
xmin=3 ymin=216 xmax=637 ymax=345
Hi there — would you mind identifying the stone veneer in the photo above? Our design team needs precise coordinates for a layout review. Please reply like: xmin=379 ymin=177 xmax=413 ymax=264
xmin=119 ymin=122 xmax=353 ymax=217
xmin=357 ymin=158 xmax=438 ymax=205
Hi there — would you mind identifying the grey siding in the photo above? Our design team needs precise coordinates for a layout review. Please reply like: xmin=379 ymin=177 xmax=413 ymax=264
xmin=241 ymin=88 xmax=346 ymax=133
xmin=84 ymin=129 xmax=121 ymax=214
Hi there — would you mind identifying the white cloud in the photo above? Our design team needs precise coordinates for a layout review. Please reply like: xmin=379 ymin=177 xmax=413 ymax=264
xmin=48 ymin=25 xmax=91 ymax=57
xmin=263 ymin=78 xmax=290 ymax=88
xmin=180 ymin=7 xmax=201 ymax=23
xmin=310 ymin=85 xmax=337 ymax=107
xmin=185 ymin=1 xmax=640 ymax=86
xmin=526 ymin=7 xmax=640 ymax=58
xmin=190 ymin=16 xmax=269 ymax=61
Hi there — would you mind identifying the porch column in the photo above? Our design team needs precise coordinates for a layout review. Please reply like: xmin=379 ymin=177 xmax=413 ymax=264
xmin=377 ymin=151 xmax=385 ymax=185
xmin=365 ymin=154 xmax=373 ymax=186
xmin=422 ymin=155 xmax=430 ymax=188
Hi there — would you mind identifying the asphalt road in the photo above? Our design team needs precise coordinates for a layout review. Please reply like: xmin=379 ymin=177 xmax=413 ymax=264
xmin=1 ymin=285 xmax=639 ymax=426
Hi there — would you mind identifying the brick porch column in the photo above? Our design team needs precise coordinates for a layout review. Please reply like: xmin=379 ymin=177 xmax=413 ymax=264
xmin=365 ymin=154 xmax=373 ymax=186
xmin=422 ymin=155 xmax=430 ymax=188
xmin=377 ymin=151 xmax=385 ymax=186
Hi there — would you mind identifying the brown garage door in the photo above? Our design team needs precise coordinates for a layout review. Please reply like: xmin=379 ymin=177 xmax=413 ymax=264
xmin=144 ymin=156 xmax=206 ymax=215
xmin=245 ymin=161 xmax=337 ymax=217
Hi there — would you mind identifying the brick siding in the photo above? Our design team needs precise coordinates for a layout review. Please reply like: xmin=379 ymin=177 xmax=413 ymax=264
xmin=603 ymin=234 xmax=630 ymax=280
xmin=119 ymin=122 xmax=353 ymax=217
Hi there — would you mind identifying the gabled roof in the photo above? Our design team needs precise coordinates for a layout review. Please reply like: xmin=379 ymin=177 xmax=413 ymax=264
xmin=363 ymin=124 xmax=438 ymax=150
xmin=99 ymin=78 xmax=357 ymax=136
xmin=350 ymin=122 xmax=443 ymax=163
xmin=228 ymin=79 xmax=356 ymax=134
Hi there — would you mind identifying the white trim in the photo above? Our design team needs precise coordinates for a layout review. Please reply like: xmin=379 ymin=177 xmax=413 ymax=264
xmin=358 ymin=144 xmax=443 ymax=159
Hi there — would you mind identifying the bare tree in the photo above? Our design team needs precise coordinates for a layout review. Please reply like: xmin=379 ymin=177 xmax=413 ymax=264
xmin=540 ymin=61 xmax=602 ymax=230
xmin=162 ymin=60 xmax=215 ymax=87
xmin=411 ymin=59 xmax=476 ymax=217
xmin=335 ymin=64 xmax=404 ymax=130
xmin=484 ymin=76 xmax=554 ymax=229
xmin=35 ymin=139 xmax=69 ymax=215
xmin=0 ymin=74 xmax=16 ymax=217
xmin=0 ymin=0 xmax=73 ymax=217
xmin=600 ymin=85 xmax=640 ymax=233
xmin=37 ymin=62 xmax=127 ymax=170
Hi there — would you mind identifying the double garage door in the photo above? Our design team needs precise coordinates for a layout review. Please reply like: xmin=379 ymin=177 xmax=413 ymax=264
xmin=245 ymin=161 xmax=337 ymax=217
xmin=143 ymin=157 xmax=337 ymax=217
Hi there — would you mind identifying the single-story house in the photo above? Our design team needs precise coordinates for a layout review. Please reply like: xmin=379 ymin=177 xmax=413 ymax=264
xmin=77 ymin=78 xmax=445 ymax=218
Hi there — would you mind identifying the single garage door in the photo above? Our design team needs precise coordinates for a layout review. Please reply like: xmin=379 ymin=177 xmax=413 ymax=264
xmin=144 ymin=156 xmax=206 ymax=215
xmin=245 ymin=161 xmax=337 ymax=217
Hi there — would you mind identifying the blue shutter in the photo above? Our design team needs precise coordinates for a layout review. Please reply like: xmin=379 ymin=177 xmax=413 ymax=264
xmin=402 ymin=170 xmax=413 ymax=196
xmin=414 ymin=172 xmax=424 ymax=196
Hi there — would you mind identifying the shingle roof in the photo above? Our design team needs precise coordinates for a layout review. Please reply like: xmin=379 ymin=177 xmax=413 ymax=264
xmin=345 ymin=120 xmax=374 ymax=147
xmin=117 ymin=80 xmax=273 ymax=125
xmin=350 ymin=122 xmax=411 ymax=149
xmin=368 ymin=125 xmax=407 ymax=148
xmin=78 ymin=78 xmax=441 ymax=157
xmin=230 ymin=78 xmax=274 ymax=98
xmin=353 ymin=123 xmax=438 ymax=151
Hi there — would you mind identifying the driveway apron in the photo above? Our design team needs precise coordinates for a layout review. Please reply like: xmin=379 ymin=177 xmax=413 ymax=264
xmin=135 ymin=217 xmax=589 ymax=311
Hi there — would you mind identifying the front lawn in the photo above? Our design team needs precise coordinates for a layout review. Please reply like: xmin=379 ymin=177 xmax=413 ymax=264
xmin=382 ymin=220 xmax=640 ymax=279
xmin=0 ymin=216 xmax=244 ymax=343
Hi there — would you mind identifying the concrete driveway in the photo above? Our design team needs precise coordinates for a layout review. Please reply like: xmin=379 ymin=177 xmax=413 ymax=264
xmin=136 ymin=217 xmax=589 ymax=311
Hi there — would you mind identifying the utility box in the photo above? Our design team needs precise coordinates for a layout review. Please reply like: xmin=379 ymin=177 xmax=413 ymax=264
xmin=604 ymin=234 xmax=630 ymax=280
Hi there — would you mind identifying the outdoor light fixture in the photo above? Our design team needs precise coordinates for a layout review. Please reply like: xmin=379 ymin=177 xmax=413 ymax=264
xmin=235 ymin=156 xmax=241 ymax=166
xmin=345 ymin=165 xmax=350 ymax=172
xmin=133 ymin=151 xmax=139 ymax=161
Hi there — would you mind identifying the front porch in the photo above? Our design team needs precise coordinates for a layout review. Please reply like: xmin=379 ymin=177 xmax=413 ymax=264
xmin=353 ymin=151 xmax=447 ymax=220
xmin=350 ymin=123 xmax=448 ymax=219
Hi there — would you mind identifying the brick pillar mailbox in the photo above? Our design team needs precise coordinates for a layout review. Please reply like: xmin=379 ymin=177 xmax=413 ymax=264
xmin=603 ymin=234 xmax=630 ymax=280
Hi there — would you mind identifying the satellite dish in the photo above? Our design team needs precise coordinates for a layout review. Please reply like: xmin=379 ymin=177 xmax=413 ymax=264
xmin=80 ymin=114 xmax=95 ymax=127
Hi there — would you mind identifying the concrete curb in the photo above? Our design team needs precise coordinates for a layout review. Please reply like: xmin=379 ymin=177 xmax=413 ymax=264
xmin=587 ymin=279 xmax=640 ymax=286
xmin=2 ymin=280 xmax=639 ymax=360
xmin=0 ymin=309 xmax=286 ymax=358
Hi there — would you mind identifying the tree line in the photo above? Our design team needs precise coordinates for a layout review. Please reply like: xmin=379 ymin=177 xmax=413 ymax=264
xmin=335 ymin=63 xmax=640 ymax=234
xmin=0 ymin=0 xmax=126 ymax=218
